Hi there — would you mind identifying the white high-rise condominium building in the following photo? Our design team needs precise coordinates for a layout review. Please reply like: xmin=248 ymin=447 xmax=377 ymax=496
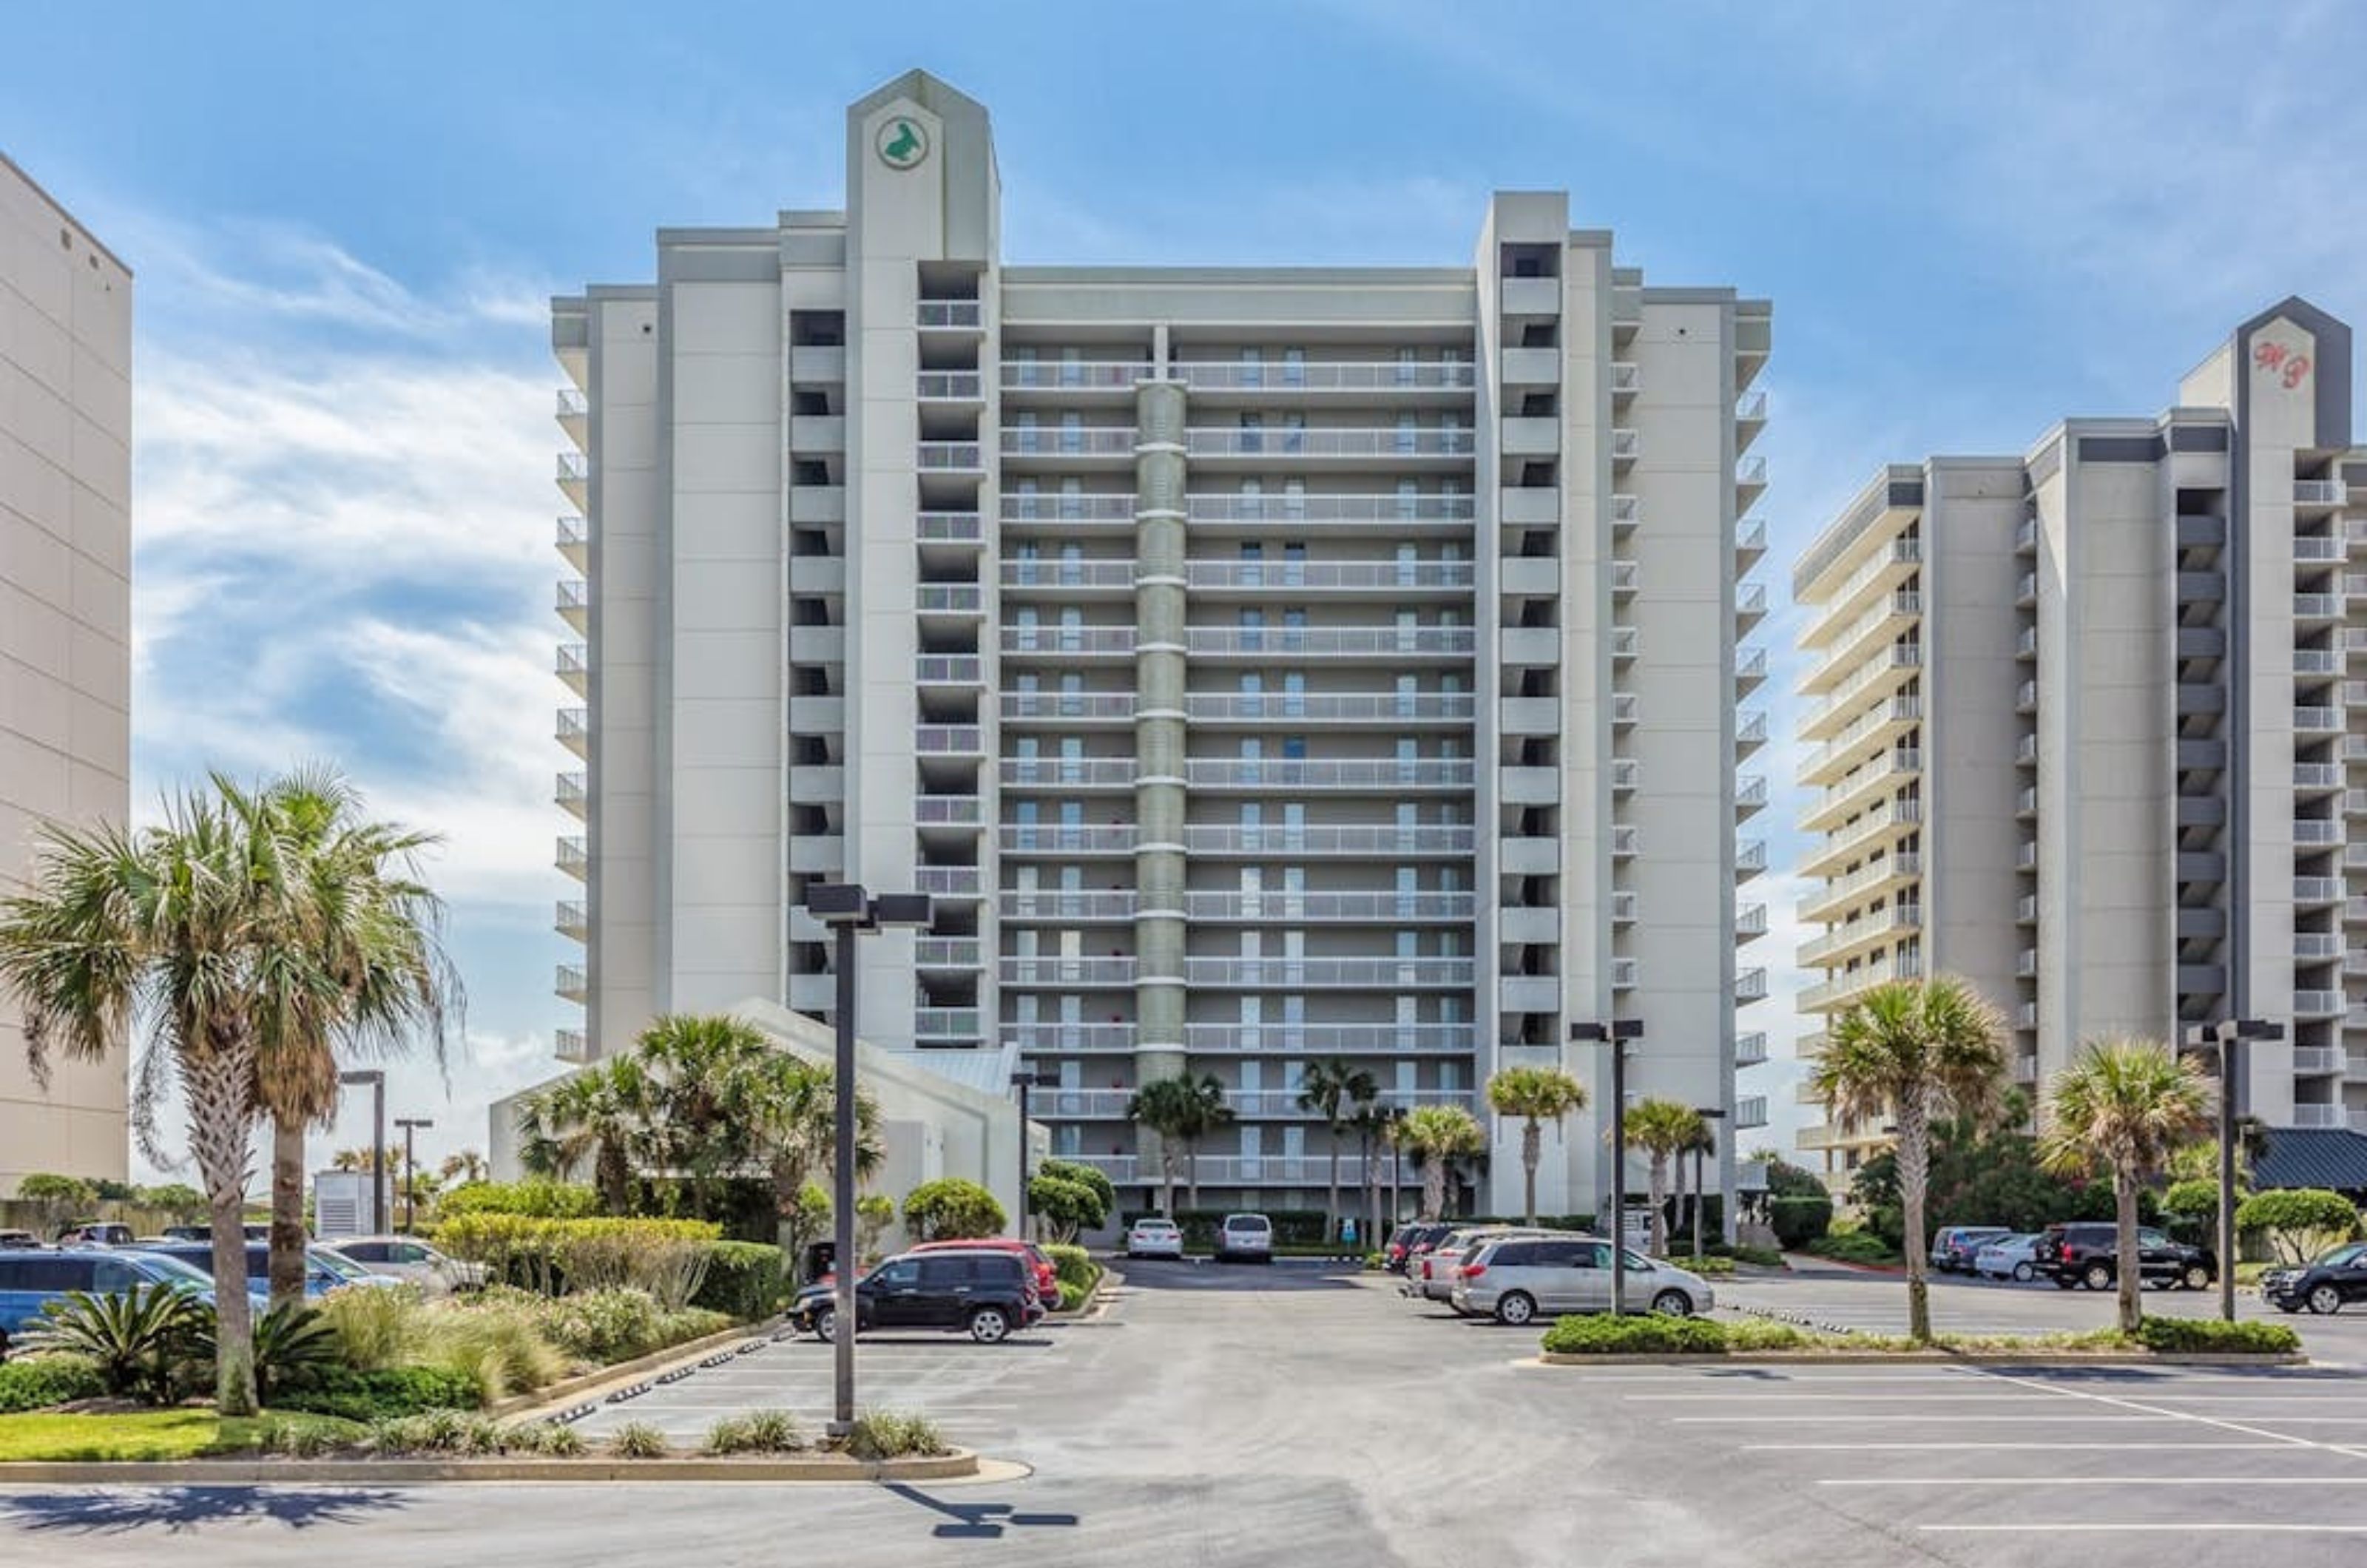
xmin=1795 ymin=298 xmax=2365 ymax=1188
xmin=0 ymin=154 xmax=132 ymax=1188
xmin=549 ymin=71 xmax=1771 ymax=1221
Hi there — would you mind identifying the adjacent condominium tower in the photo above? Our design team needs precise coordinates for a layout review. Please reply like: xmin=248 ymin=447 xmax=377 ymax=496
xmin=1794 ymin=299 xmax=2365 ymax=1187
xmin=550 ymin=71 xmax=1772 ymax=1221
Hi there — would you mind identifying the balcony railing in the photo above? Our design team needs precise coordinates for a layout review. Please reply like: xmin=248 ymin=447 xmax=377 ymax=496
xmin=1737 ymin=455 xmax=1768 ymax=487
xmin=1181 ymin=891 xmax=1477 ymax=922
xmin=916 ymin=300 xmax=983 ymax=329
xmin=1000 ymin=758 xmax=1138 ymax=788
xmin=1184 ymin=493 xmax=1477 ymax=524
xmin=917 ymin=371 xmax=984 ymax=399
xmin=1172 ymin=360 xmax=1477 ymax=392
xmin=1002 ymin=957 xmax=1138 ymax=986
xmin=1181 ymin=957 xmax=1473 ymax=987
xmin=1000 ymin=692 xmax=1137 ymax=721
xmin=997 ymin=825 xmax=1138 ymax=854
xmin=1184 ymin=428 xmax=1477 ymax=459
xmin=1005 ymin=1022 xmax=1138 ymax=1052
xmin=1001 ymin=427 xmax=1138 ymax=457
xmin=916 ymin=441 xmax=984 ymax=470
xmin=914 ymin=1006 xmax=982 ymax=1036
xmin=1003 ymin=626 xmax=1137 ymax=655
xmin=1181 ymin=693 xmax=1476 ymax=723
xmin=917 ymin=510 xmax=983 ymax=542
xmin=1184 ymin=561 xmax=1476 ymax=590
xmin=1181 ymin=1023 xmax=1478 ymax=1052
xmin=915 ymin=655 xmax=982 ymax=684
xmin=1181 ymin=759 xmax=1474 ymax=790
xmin=916 ymin=584 xmax=984 ymax=614
xmin=1002 ymin=493 xmax=1137 ymax=522
xmin=916 ymin=937 xmax=983 ymax=969
xmin=1184 ymin=626 xmax=1478 ymax=658
xmin=1001 ymin=359 xmax=1147 ymax=391
xmin=914 ymin=795 xmax=982 ymax=826
xmin=1179 ymin=825 xmax=1477 ymax=855
xmin=999 ymin=891 xmax=1138 ymax=921
xmin=914 ymin=725 xmax=984 ymax=753
xmin=914 ymin=865 xmax=982 ymax=897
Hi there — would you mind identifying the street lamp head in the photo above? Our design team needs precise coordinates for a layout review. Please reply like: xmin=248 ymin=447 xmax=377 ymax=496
xmin=1694 ymin=1107 xmax=1729 ymax=1121
xmin=2230 ymin=1018 xmax=2285 ymax=1043
xmin=869 ymin=891 xmax=935 ymax=928
xmin=1570 ymin=1018 xmax=1644 ymax=1044
xmin=806 ymin=882 xmax=871 ymax=924
xmin=395 ymin=1117 xmax=434 ymax=1130
xmin=338 ymin=1069 xmax=384 ymax=1087
xmin=1010 ymin=1071 xmax=1041 ymax=1089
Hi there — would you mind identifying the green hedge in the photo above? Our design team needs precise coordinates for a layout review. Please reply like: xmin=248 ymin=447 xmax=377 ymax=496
xmin=1803 ymin=1229 xmax=1895 ymax=1265
xmin=435 ymin=1181 xmax=600 ymax=1220
xmin=692 ymin=1242 xmax=787 ymax=1320
xmin=0 ymin=1354 xmax=105 ymax=1413
xmin=1042 ymin=1243 xmax=1096 ymax=1292
xmin=272 ymin=1365 xmax=484 ymax=1421
xmin=1541 ymin=1313 xmax=1743 ymax=1356
xmin=1768 ymin=1194 xmax=1833 ymax=1248
xmin=433 ymin=1214 xmax=720 ymax=1302
xmin=2132 ymin=1317 xmax=2302 ymax=1355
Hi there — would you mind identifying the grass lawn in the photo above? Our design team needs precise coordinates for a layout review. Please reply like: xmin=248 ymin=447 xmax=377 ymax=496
xmin=0 ymin=1410 xmax=366 ymax=1463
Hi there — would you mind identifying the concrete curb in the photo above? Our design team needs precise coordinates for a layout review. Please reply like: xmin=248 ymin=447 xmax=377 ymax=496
xmin=0 ymin=1449 xmax=982 ymax=1485
xmin=1530 ymin=1351 xmax=2310 ymax=1368
xmin=489 ymin=1319 xmax=783 ymax=1420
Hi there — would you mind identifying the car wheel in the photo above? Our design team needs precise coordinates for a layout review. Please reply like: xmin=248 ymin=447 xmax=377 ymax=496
xmin=1651 ymin=1289 xmax=1694 ymax=1318
xmin=814 ymin=1308 xmax=838 ymax=1343
xmin=2183 ymin=1263 xmax=2212 ymax=1291
xmin=2309 ymin=1284 xmax=2343 ymax=1317
xmin=969 ymin=1306 xmax=1012 ymax=1342
xmin=1495 ymin=1291 xmax=1538 ymax=1327
xmin=2081 ymin=1262 xmax=2113 ymax=1291
xmin=2012 ymin=1262 xmax=2035 ymax=1283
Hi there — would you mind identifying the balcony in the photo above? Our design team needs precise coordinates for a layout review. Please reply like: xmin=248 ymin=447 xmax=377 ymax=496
xmin=555 ymin=1029 xmax=589 ymax=1064
xmin=914 ymin=795 xmax=982 ymax=828
xmin=556 ymin=452 xmax=588 ymax=506
xmin=1002 ymin=956 xmax=1138 ymax=987
xmin=1800 ymin=697 xmax=1924 ymax=787
xmin=1172 ymin=359 xmax=1476 ymax=393
xmin=1181 ymin=1023 xmax=1477 ymax=1053
xmin=1800 ymin=953 xmax=1924 ymax=1013
xmin=1001 ymin=426 xmax=1137 ymax=461
xmin=556 ymin=707 xmax=588 ymax=756
xmin=916 ymin=441 xmax=985 ymax=473
xmin=1737 ymin=839 xmax=1768 ymax=876
xmin=1800 ymin=644 xmax=1922 ymax=742
xmin=1611 ymin=429 xmax=1641 ymax=462
xmin=556 ymin=771 xmax=586 ymax=816
xmin=2297 ymin=479 xmax=2349 ymax=510
xmin=1000 ymin=359 xmax=1145 ymax=392
xmin=556 ymin=642 xmax=587 ymax=695
xmin=1001 ymin=758 xmax=1137 ymax=790
xmin=917 ymin=510 xmax=983 ymax=544
xmin=914 ymin=865 xmax=983 ymax=899
xmin=999 ymin=891 xmax=1138 ymax=922
xmin=1181 ymin=957 xmax=1475 ymax=987
xmin=997 ymin=825 xmax=1137 ymax=856
xmin=1179 ymin=825 xmax=1477 ymax=856
xmin=1736 ymin=1031 xmax=1769 ymax=1067
xmin=1736 ymin=646 xmax=1769 ymax=697
xmin=916 ymin=300 xmax=983 ymax=330
xmin=1737 ymin=903 xmax=1769 ymax=938
xmin=1182 ymin=493 xmax=1476 ymax=526
xmin=1003 ymin=493 xmax=1137 ymax=524
xmin=1005 ymin=1022 xmax=1138 ymax=1052
xmin=1181 ymin=891 xmax=1476 ymax=922
xmin=556 ymin=578 xmax=589 ymax=632
xmin=1800 ymin=904 xmax=1921 ymax=968
xmin=916 ymin=584 xmax=985 ymax=616
xmin=916 ymin=655 xmax=982 ymax=686
xmin=1183 ymin=692 xmax=1476 ymax=725
xmin=556 ymin=964 xmax=586 ymax=1001
xmin=1798 ymin=853 xmax=1922 ymax=925
xmin=1800 ymin=748 xmax=1920 ymax=836
xmin=916 ymin=370 xmax=985 ymax=401
xmin=555 ymin=899 xmax=586 ymax=939
xmin=1184 ymin=428 xmax=1476 ymax=462
xmin=556 ymin=837 xmax=587 ymax=878
xmin=1002 ymin=561 xmax=1135 ymax=595
xmin=2297 ymin=534 xmax=2346 ymax=562
xmin=1002 ymin=626 xmax=1135 ymax=658
xmin=1737 ymin=583 xmax=1769 ymax=630
xmin=1735 ymin=519 xmax=1769 ymax=569
xmin=1036 ymin=1089 xmax=1137 ymax=1120
xmin=1000 ymin=692 xmax=1136 ymax=724
xmin=1802 ymin=593 xmax=1921 ymax=692
xmin=1737 ymin=710 xmax=1769 ymax=753
xmin=1737 ymin=454 xmax=1768 ymax=494
xmin=1737 ymin=774 xmax=1768 ymax=816
xmin=914 ymin=725 xmax=984 ymax=755
xmin=916 ymin=937 xmax=983 ymax=970
xmin=1185 ymin=626 xmax=1478 ymax=658
xmin=1182 ymin=759 xmax=1474 ymax=791
xmin=1184 ymin=561 xmax=1476 ymax=592
xmin=1737 ymin=968 xmax=1769 ymax=1002
xmin=556 ymin=515 xmax=587 ymax=567
xmin=914 ymin=1007 xmax=982 ymax=1041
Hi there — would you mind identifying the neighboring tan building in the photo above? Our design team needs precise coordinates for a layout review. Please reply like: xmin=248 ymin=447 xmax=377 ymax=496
xmin=1794 ymin=299 xmax=2365 ymax=1189
xmin=547 ymin=70 xmax=1772 ymax=1223
xmin=0 ymin=153 xmax=132 ymax=1189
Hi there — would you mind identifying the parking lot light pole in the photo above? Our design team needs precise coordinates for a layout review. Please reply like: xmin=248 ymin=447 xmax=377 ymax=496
xmin=394 ymin=1117 xmax=433 ymax=1233
xmin=338 ymin=1069 xmax=386 ymax=1234
xmin=1689 ymin=1108 xmax=1727 ymax=1258
xmin=1573 ymin=1019 xmax=1644 ymax=1316
xmin=806 ymin=882 xmax=933 ymax=1437
xmin=1011 ymin=1072 xmax=1040 ymax=1240
xmin=2183 ymin=1017 xmax=2281 ymax=1323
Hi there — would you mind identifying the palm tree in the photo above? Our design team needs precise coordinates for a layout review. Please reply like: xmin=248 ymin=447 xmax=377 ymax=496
xmin=1396 ymin=1104 xmax=1485 ymax=1220
xmin=627 ymin=1013 xmax=777 ymax=1219
xmin=744 ymin=1047 xmax=882 ymax=1251
xmin=2039 ymin=1038 xmax=2213 ymax=1335
xmin=240 ymin=769 xmax=459 ymax=1305
xmin=1127 ymin=1075 xmax=1234 ymax=1214
xmin=1811 ymin=974 xmax=2008 ymax=1342
xmin=1621 ymin=1100 xmax=1705 ymax=1258
xmin=1678 ymin=1115 xmax=1718 ymax=1254
xmin=0 ymin=788 xmax=303 ymax=1416
xmin=1347 ymin=1102 xmax=1393 ymax=1243
xmin=1485 ymin=1066 xmax=1588 ymax=1226
xmin=517 ymin=1058 xmax=649 ymax=1213
xmin=1180 ymin=1073 xmax=1233 ymax=1209
xmin=439 ymin=1149 xmax=489 ymax=1186
xmin=1296 ymin=1058 xmax=1378 ymax=1242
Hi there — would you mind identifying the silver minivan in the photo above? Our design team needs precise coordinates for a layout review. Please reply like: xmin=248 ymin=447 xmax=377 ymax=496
xmin=1450 ymin=1235 xmax=1715 ymax=1325
xmin=1215 ymin=1213 xmax=1273 ymax=1263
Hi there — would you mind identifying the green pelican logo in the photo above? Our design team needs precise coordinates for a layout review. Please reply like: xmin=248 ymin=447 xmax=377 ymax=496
xmin=877 ymin=116 xmax=928 ymax=169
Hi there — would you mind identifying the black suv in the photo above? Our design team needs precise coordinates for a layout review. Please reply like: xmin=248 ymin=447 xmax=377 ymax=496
xmin=791 ymin=1248 xmax=1041 ymax=1344
xmin=2033 ymin=1222 xmax=2215 ymax=1291
xmin=2262 ymin=1241 xmax=2367 ymax=1316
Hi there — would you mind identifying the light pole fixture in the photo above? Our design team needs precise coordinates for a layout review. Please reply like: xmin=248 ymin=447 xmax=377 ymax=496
xmin=394 ymin=1118 xmax=433 ymax=1233
xmin=805 ymin=881 xmax=933 ymax=1438
xmin=1573 ymin=1018 xmax=1644 ymax=1317
xmin=1687 ymin=1108 xmax=1728 ymax=1259
xmin=1011 ymin=1072 xmax=1041 ymax=1240
xmin=338 ymin=1069 xmax=387 ymax=1234
xmin=2181 ymin=1017 xmax=2282 ymax=1322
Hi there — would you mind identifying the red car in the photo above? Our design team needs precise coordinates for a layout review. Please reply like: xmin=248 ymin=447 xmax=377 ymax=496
xmin=908 ymin=1237 xmax=1058 ymax=1302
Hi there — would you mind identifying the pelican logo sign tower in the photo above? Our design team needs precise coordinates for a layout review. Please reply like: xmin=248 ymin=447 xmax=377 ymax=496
xmin=877 ymin=115 xmax=928 ymax=170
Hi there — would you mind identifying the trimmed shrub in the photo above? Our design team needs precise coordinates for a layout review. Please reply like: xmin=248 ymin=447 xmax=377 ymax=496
xmin=272 ymin=1364 xmax=483 ymax=1421
xmin=1540 ymin=1313 xmax=1739 ymax=1356
xmin=706 ymin=1408 xmax=803 ymax=1455
xmin=1042 ymin=1243 xmax=1096 ymax=1292
xmin=1039 ymin=1158 xmax=1115 ymax=1217
xmin=536 ymin=1289 xmax=661 ymax=1362
xmin=2133 ymin=1317 xmax=2303 ymax=1355
xmin=609 ymin=1421 xmax=669 ymax=1459
xmin=1804 ymin=1229 xmax=1896 ymax=1265
xmin=692 ymin=1242 xmax=786 ymax=1320
xmin=902 ymin=1178 xmax=1005 ymax=1241
xmin=0 ymin=1354 xmax=105 ymax=1414
xmin=843 ymin=1409 xmax=948 ymax=1460
xmin=434 ymin=1181 xmax=600 ymax=1220
xmin=2237 ymin=1188 xmax=2363 ymax=1266
xmin=1678 ymin=1255 xmax=1737 ymax=1277
xmin=1726 ymin=1244 xmax=1786 ymax=1268
xmin=433 ymin=1214 xmax=720 ymax=1303
xmin=1027 ymin=1174 xmax=1107 ymax=1243
xmin=1767 ymin=1194 xmax=1833 ymax=1249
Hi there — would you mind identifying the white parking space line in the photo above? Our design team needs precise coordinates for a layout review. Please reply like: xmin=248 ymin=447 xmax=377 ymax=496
xmin=1748 ymin=1442 xmax=2297 ymax=1452
xmin=1925 ymin=1524 xmax=2367 ymax=1535
xmin=1672 ymin=1414 xmax=2175 ymax=1424
xmin=1826 ymin=1476 xmax=2367 ymax=1487
xmin=1624 ymin=1393 xmax=2079 ymax=1402
xmin=1957 ymin=1367 xmax=2367 ymax=1461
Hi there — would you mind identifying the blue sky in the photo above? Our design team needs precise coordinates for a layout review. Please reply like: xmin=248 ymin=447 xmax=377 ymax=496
xmin=7 ymin=1 xmax=2365 ymax=1175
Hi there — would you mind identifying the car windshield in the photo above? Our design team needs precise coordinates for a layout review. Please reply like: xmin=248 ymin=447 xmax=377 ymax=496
xmin=2312 ymin=1242 xmax=2367 ymax=1267
xmin=311 ymin=1248 xmax=373 ymax=1280
xmin=129 ymin=1253 xmax=217 ymax=1288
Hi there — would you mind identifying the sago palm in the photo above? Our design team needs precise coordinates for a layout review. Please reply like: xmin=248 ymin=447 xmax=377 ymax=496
xmin=1486 ymin=1066 xmax=1587 ymax=1226
xmin=516 ymin=1059 xmax=647 ymax=1213
xmin=1812 ymin=974 xmax=2008 ymax=1341
xmin=1397 ymin=1104 xmax=1485 ymax=1220
xmin=240 ymin=768 xmax=459 ymax=1305
xmin=2039 ymin=1038 xmax=2213 ymax=1335
xmin=1621 ymin=1099 xmax=1705 ymax=1257
xmin=0 ymin=788 xmax=296 ymax=1415
xmin=1297 ymin=1058 xmax=1378 ymax=1242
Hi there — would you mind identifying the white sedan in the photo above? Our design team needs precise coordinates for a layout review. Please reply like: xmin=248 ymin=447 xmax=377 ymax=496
xmin=1124 ymin=1217 xmax=1185 ymax=1260
xmin=1972 ymin=1233 xmax=2042 ymax=1283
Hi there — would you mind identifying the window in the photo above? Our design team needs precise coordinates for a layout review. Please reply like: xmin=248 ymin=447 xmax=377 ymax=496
xmin=1058 ymin=606 xmax=1083 ymax=652
xmin=1283 ymin=672 xmax=1306 ymax=719
xmin=1059 ymin=410 xmax=1083 ymax=455
xmin=1015 ymin=479 xmax=1041 ymax=520
xmin=917 ymin=1257 xmax=974 ymax=1288
xmin=1058 ymin=541 xmax=1084 ymax=586
xmin=1059 ymin=478 xmax=1084 ymax=520
xmin=1283 ymin=543 xmax=1306 ymax=587
xmin=1397 ymin=480 xmax=1420 ymax=520
xmin=1283 ymin=347 xmax=1306 ymax=388
xmin=1240 ymin=411 xmax=1263 ymax=453
xmin=1015 ymin=410 xmax=1040 ymax=456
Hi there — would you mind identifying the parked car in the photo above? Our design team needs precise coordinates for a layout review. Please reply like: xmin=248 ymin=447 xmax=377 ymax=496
xmin=2262 ymin=1241 xmax=2367 ymax=1315
xmin=143 ymin=1241 xmax=403 ymax=1297
xmin=1929 ymin=1226 xmax=2013 ymax=1275
xmin=320 ymin=1236 xmax=487 ymax=1294
xmin=1389 ymin=1222 xmax=1459 ymax=1277
xmin=1451 ymin=1236 xmax=1717 ymax=1324
xmin=54 ymin=1222 xmax=135 ymax=1248
xmin=0 ymin=1247 xmax=263 ymax=1345
xmin=1971 ymin=1233 xmax=2043 ymax=1283
xmin=1214 ymin=1213 xmax=1273 ymax=1263
xmin=790 ymin=1247 xmax=1043 ymax=1343
xmin=160 ymin=1224 xmax=271 ymax=1243
xmin=908 ymin=1237 xmax=1058 ymax=1301
xmin=0 ymin=1231 xmax=37 ymax=1249
xmin=1124 ymin=1217 xmax=1185 ymax=1260
xmin=2032 ymin=1222 xmax=2215 ymax=1291
xmin=1412 ymin=1227 xmax=1556 ymax=1306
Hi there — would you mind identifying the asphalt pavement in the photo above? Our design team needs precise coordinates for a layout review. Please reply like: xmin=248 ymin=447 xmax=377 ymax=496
xmin=1 ymin=1260 xmax=2364 ymax=1567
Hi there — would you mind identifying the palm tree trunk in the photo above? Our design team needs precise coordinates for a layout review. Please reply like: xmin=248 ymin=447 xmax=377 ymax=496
xmin=2114 ymin=1164 xmax=2142 ymax=1336
xmin=1326 ymin=1141 xmax=1341 ymax=1246
xmin=1522 ymin=1119 xmax=1541 ymax=1226
xmin=1647 ymin=1155 xmax=1669 ymax=1257
xmin=188 ymin=1046 xmax=259 ymax=1416
xmin=1900 ymin=1106 xmax=1933 ymax=1342
xmin=1186 ymin=1142 xmax=1201 ymax=1211
xmin=1161 ymin=1149 xmax=1177 ymax=1220
xmin=268 ymin=1117 xmax=308 ymax=1307
xmin=1423 ymin=1160 xmax=1445 ymax=1221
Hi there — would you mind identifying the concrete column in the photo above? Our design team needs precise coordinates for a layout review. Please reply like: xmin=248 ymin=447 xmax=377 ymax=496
xmin=1133 ymin=377 xmax=1189 ymax=1084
